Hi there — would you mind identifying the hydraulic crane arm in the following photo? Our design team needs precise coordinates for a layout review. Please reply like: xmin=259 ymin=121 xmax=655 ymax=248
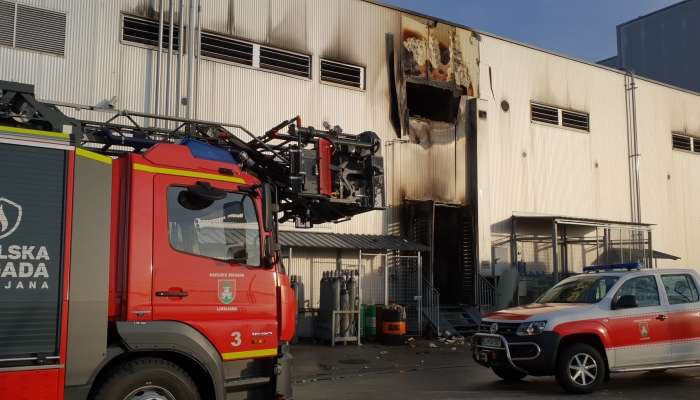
xmin=0 ymin=80 xmax=384 ymax=227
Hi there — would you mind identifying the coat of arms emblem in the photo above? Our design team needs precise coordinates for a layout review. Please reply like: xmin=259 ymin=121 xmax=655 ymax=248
xmin=218 ymin=280 xmax=236 ymax=304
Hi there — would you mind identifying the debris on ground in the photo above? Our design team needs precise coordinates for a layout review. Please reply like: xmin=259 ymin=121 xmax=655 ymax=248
xmin=428 ymin=342 xmax=438 ymax=348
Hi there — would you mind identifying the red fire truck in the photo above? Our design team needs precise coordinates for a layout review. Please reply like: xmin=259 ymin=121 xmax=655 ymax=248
xmin=0 ymin=81 xmax=383 ymax=400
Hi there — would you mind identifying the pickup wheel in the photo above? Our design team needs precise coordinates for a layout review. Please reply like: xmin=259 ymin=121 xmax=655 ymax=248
xmin=492 ymin=364 xmax=527 ymax=382
xmin=555 ymin=343 xmax=606 ymax=394
xmin=92 ymin=358 xmax=201 ymax=400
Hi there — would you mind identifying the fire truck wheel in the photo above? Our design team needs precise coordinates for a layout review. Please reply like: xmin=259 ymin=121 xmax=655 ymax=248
xmin=491 ymin=364 xmax=527 ymax=382
xmin=93 ymin=357 xmax=201 ymax=400
xmin=555 ymin=343 xmax=606 ymax=394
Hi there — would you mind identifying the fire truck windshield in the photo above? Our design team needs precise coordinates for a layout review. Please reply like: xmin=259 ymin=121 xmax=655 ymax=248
xmin=536 ymin=275 xmax=620 ymax=304
xmin=167 ymin=187 xmax=261 ymax=265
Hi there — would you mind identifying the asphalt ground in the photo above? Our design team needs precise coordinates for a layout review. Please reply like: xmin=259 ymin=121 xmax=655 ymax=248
xmin=291 ymin=339 xmax=700 ymax=400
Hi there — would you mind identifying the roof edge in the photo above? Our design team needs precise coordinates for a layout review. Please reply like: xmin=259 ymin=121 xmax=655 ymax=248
xmin=363 ymin=0 xmax=700 ymax=98
xmin=617 ymin=0 xmax=694 ymax=28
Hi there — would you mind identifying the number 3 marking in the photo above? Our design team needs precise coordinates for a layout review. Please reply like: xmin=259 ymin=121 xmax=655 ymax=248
xmin=231 ymin=331 xmax=242 ymax=347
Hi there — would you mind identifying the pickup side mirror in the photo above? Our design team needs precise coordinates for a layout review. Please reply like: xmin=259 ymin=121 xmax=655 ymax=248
xmin=613 ymin=294 xmax=639 ymax=310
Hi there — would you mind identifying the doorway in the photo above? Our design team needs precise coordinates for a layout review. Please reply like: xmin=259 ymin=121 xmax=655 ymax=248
xmin=433 ymin=204 xmax=474 ymax=305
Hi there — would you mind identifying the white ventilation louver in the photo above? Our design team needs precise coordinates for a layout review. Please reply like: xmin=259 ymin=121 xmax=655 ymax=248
xmin=201 ymin=32 xmax=253 ymax=66
xmin=15 ymin=4 xmax=66 ymax=56
xmin=531 ymin=103 xmax=559 ymax=125
xmin=320 ymin=59 xmax=365 ymax=89
xmin=122 ymin=15 xmax=179 ymax=50
xmin=259 ymin=46 xmax=311 ymax=78
xmin=562 ymin=110 xmax=590 ymax=131
xmin=531 ymin=103 xmax=589 ymax=132
xmin=0 ymin=1 xmax=13 ymax=47
xmin=672 ymin=133 xmax=692 ymax=152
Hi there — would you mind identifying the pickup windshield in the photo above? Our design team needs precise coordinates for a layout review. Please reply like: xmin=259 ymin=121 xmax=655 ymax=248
xmin=536 ymin=275 xmax=620 ymax=304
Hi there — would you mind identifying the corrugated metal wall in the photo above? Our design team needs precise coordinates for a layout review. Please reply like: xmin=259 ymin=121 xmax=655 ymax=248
xmin=476 ymin=34 xmax=700 ymax=273
xmin=2 ymin=0 xmax=700 ymax=284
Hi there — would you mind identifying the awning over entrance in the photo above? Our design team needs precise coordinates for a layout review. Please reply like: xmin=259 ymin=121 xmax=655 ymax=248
xmin=278 ymin=231 xmax=429 ymax=252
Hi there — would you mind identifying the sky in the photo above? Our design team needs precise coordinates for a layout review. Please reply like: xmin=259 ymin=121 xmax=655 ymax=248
xmin=380 ymin=0 xmax=682 ymax=61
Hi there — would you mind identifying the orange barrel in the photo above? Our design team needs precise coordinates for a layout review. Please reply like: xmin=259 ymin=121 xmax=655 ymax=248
xmin=379 ymin=305 xmax=406 ymax=345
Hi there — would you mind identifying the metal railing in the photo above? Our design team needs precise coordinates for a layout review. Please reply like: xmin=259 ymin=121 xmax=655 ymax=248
xmin=477 ymin=274 xmax=497 ymax=314
xmin=421 ymin=279 xmax=440 ymax=335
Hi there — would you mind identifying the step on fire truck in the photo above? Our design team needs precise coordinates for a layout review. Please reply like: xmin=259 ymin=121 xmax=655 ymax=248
xmin=0 ymin=80 xmax=384 ymax=400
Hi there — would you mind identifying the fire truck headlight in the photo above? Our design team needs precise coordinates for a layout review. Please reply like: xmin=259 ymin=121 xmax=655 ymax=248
xmin=516 ymin=321 xmax=547 ymax=336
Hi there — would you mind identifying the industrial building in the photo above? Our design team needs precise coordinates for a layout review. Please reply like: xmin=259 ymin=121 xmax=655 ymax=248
xmin=1 ymin=0 xmax=699 ymax=335
xmin=600 ymin=0 xmax=700 ymax=93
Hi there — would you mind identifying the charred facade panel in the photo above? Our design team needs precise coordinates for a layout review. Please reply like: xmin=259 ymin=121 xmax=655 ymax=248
xmin=389 ymin=15 xmax=479 ymax=206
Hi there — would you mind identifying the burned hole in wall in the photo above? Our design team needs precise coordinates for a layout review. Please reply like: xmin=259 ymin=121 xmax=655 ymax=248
xmin=406 ymin=82 xmax=460 ymax=123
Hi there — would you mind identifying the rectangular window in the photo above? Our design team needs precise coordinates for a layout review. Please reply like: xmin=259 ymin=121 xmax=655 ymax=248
xmin=531 ymin=102 xmax=590 ymax=132
xmin=661 ymin=274 xmax=700 ymax=305
xmin=320 ymin=59 xmax=365 ymax=90
xmin=0 ymin=2 xmax=66 ymax=56
xmin=167 ymin=187 xmax=261 ymax=266
xmin=259 ymin=46 xmax=311 ymax=78
xmin=122 ymin=14 xmax=180 ymax=50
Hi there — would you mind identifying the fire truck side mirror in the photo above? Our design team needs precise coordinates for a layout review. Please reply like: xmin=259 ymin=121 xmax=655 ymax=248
xmin=262 ymin=183 xmax=275 ymax=232
xmin=262 ymin=236 xmax=281 ymax=268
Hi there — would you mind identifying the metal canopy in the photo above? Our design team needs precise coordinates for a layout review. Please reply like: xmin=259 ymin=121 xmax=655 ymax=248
xmin=509 ymin=213 xmax=655 ymax=286
xmin=511 ymin=212 xmax=654 ymax=229
xmin=278 ymin=231 xmax=429 ymax=252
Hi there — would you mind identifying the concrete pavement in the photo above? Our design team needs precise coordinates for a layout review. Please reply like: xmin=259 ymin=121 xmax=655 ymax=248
xmin=291 ymin=339 xmax=700 ymax=400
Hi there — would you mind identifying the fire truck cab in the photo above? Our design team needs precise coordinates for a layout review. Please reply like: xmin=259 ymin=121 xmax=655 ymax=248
xmin=473 ymin=264 xmax=700 ymax=394
xmin=0 ymin=128 xmax=293 ymax=400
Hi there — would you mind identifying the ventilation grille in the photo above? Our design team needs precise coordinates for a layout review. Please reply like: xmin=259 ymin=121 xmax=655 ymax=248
xmin=531 ymin=102 xmax=590 ymax=132
xmin=120 ymin=15 xmax=311 ymax=79
xmin=259 ymin=46 xmax=311 ymax=78
xmin=15 ymin=4 xmax=66 ymax=56
xmin=320 ymin=59 xmax=365 ymax=89
xmin=201 ymin=32 xmax=253 ymax=65
xmin=531 ymin=103 xmax=559 ymax=125
xmin=0 ymin=1 xmax=13 ymax=47
xmin=122 ymin=15 xmax=179 ymax=49
xmin=672 ymin=133 xmax=693 ymax=152
xmin=562 ymin=110 xmax=590 ymax=131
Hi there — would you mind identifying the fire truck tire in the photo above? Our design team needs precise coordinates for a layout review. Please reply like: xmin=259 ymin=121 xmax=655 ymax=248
xmin=555 ymin=343 xmax=606 ymax=394
xmin=491 ymin=364 xmax=527 ymax=382
xmin=92 ymin=357 xmax=201 ymax=400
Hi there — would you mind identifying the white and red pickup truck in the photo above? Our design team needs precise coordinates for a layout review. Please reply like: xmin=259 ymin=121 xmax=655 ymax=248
xmin=472 ymin=264 xmax=700 ymax=393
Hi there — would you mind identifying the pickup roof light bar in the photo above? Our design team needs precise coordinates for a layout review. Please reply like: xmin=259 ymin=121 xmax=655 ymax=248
xmin=583 ymin=262 xmax=642 ymax=273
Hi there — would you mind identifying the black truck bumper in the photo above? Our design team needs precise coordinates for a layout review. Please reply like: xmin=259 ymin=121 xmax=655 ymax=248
xmin=471 ymin=332 xmax=560 ymax=376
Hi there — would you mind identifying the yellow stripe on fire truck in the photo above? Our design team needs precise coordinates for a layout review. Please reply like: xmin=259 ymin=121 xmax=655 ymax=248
xmin=133 ymin=163 xmax=246 ymax=184
xmin=221 ymin=348 xmax=278 ymax=361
